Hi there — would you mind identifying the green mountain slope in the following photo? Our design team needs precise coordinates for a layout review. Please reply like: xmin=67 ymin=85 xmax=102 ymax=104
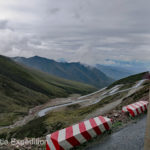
xmin=13 ymin=56 xmax=114 ymax=88
xmin=1 ymin=70 xmax=149 ymax=141
xmin=0 ymin=55 xmax=96 ymax=126
xmin=108 ymin=71 xmax=149 ymax=88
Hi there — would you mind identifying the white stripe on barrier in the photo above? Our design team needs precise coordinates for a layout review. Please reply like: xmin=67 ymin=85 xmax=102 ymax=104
xmin=128 ymin=105 xmax=137 ymax=116
xmin=122 ymin=101 xmax=149 ymax=117
xmin=104 ymin=117 xmax=112 ymax=129
xmin=72 ymin=124 xmax=86 ymax=143
xmin=136 ymin=102 xmax=145 ymax=111
xmin=46 ymin=134 xmax=56 ymax=150
xmin=58 ymin=129 xmax=73 ymax=149
xmin=46 ymin=116 xmax=112 ymax=150
xmin=84 ymin=120 xmax=97 ymax=137
xmin=132 ymin=104 xmax=142 ymax=114
xmin=94 ymin=117 xmax=105 ymax=132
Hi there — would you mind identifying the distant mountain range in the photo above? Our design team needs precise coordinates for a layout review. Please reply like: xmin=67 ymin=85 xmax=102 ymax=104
xmin=13 ymin=56 xmax=113 ymax=88
xmin=96 ymin=64 xmax=135 ymax=80
xmin=0 ymin=55 xmax=95 ymax=126
xmin=99 ymin=59 xmax=149 ymax=76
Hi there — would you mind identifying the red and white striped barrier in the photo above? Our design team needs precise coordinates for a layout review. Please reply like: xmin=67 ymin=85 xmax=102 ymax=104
xmin=46 ymin=116 xmax=112 ymax=150
xmin=122 ymin=101 xmax=149 ymax=117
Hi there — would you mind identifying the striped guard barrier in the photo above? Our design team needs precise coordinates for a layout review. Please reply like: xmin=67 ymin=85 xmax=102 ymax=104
xmin=122 ymin=101 xmax=149 ymax=117
xmin=46 ymin=116 xmax=112 ymax=150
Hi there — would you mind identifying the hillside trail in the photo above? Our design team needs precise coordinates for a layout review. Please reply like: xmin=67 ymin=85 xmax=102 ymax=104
xmin=85 ymin=81 xmax=145 ymax=119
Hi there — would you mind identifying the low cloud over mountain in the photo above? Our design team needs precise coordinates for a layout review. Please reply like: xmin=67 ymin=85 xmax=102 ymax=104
xmin=0 ymin=0 xmax=150 ymax=65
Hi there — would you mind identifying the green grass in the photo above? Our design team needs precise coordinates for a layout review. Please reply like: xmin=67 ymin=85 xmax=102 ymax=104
xmin=1 ymin=91 xmax=127 ymax=139
xmin=0 ymin=55 xmax=96 ymax=126
xmin=119 ymin=83 xmax=134 ymax=90
xmin=112 ymin=121 xmax=122 ymax=129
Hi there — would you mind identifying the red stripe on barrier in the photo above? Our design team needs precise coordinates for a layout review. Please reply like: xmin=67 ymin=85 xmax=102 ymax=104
xmin=135 ymin=103 xmax=144 ymax=112
xmin=46 ymin=116 xmax=112 ymax=150
xmin=51 ymin=131 xmax=64 ymax=150
xmin=79 ymin=122 xmax=92 ymax=141
xmin=122 ymin=101 xmax=149 ymax=117
xmin=144 ymin=103 xmax=147 ymax=110
xmin=98 ymin=116 xmax=110 ymax=130
xmin=66 ymin=126 xmax=80 ymax=147
xmin=140 ymin=101 xmax=147 ymax=110
xmin=127 ymin=107 xmax=135 ymax=117
xmin=130 ymin=104 xmax=140 ymax=115
xmin=46 ymin=142 xmax=51 ymax=150
xmin=89 ymin=118 xmax=102 ymax=135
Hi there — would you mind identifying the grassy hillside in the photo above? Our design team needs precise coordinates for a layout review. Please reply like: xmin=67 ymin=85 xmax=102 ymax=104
xmin=3 ymin=91 xmax=127 ymax=139
xmin=0 ymin=70 xmax=149 ymax=141
xmin=108 ymin=72 xmax=148 ymax=88
xmin=0 ymin=74 xmax=49 ymax=126
xmin=13 ymin=56 xmax=113 ymax=88
xmin=0 ymin=55 xmax=96 ymax=126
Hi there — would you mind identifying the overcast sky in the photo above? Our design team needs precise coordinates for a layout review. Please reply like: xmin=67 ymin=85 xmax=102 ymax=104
xmin=0 ymin=0 xmax=150 ymax=65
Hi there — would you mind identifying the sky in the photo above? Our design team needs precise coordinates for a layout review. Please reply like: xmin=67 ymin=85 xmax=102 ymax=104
xmin=0 ymin=0 xmax=150 ymax=65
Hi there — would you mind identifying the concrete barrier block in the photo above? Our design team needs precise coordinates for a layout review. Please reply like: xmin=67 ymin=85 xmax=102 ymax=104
xmin=122 ymin=101 xmax=149 ymax=117
xmin=46 ymin=116 xmax=112 ymax=150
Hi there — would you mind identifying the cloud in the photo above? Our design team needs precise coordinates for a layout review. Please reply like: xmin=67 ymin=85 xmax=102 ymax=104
xmin=49 ymin=8 xmax=60 ymax=14
xmin=0 ymin=20 xmax=8 ymax=29
xmin=0 ymin=0 xmax=150 ymax=65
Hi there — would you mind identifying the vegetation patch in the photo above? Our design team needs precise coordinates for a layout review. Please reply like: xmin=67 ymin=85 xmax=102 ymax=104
xmin=0 ymin=91 xmax=127 ymax=139
xmin=120 ymin=85 xmax=149 ymax=108
xmin=0 ymin=55 xmax=96 ymax=126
